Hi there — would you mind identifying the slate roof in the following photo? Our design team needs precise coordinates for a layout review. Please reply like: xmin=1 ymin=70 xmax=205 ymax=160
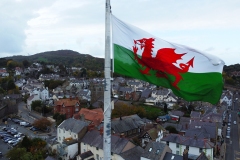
xmin=79 ymin=150 xmax=93 ymax=159
xmin=179 ymin=117 xmax=190 ymax=131
xmin=58 ymin=118 xmax=89 ymax=134
xmin=111 ymin=114 xmax=145 ymax=133
xmin=188 ymin=121 xmax=216 ymax=139
xmin=161 ymin=134 xmax=214 ymax=149
xmin=170 ymin=110 xmax=184 ymax=117
xmin=120 ymin=146 xmax=144 ymax=160
xmin=190 ymin=111 xmax=201 ymax=118
xmin=201 ymin=112 xmax=222 ymax=123
xmin=185 ymin=128 xmax=211 ymax=139
xmin=81 ymin=130 xmax=132 ymax=154
xmin=141 ymin=142 xmax=168 ymax=160
xmin=163 ymin=152 xmax=183 ymax=160
xmin=141 ymin=88 xmax=152 ymax=98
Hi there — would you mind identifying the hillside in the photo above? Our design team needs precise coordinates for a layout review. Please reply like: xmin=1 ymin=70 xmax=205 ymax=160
xmin=5 ymin=50 xmax=104 ymax=71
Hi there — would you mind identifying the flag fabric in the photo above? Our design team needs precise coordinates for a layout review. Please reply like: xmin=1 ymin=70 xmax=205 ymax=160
xmin=111 ymin=15 xmax=225 ymax=104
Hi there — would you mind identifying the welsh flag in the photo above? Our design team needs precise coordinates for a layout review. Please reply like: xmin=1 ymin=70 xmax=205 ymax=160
xmin=111 ymin=15 xmax=224 ymax=104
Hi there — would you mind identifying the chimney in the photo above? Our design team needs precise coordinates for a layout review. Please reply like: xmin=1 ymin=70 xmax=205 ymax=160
xmin=194 ymin=134 xmax=197 ymax=140
xmin=87 ymin=123 xmax=95 ymax=131
xmin=183 ymin=149 xmax=188 ymax=160
xmin=80 ymin=114 xmax=85 ymax=121
xmin=120 ymin=133 xmax=125 ymax=138
xmin=99 ymin=127 xmax=104 ymax=135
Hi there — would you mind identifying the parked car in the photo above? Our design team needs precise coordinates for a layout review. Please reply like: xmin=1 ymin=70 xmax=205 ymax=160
xmin=24 ymin=123 xmax=32 ymax=127
xmin=12 ymin=118 xmax=21 ymax=123
xmin=20 ymin=122 xmax=28 ymax=126
xmin=30 ymin=127 xmax=40 ymax=131
xmin=226 ymin=132 xmax=230 ymax=139
xmin=227 ymin=127 xmax=231 ymax=131
xmin=234 ymin=121 xmax=237 ymax=124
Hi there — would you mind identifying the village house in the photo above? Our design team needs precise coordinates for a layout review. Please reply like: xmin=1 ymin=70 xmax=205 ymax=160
xmin=54 ymin=97 xmax=81 ymax=119
xmin=111 ymin=114 xmax=149 ymax=137
xmin=57 ymin=118 xmax=89 ymax=160
xmin=80 ymin=130 xmax=136 ymax=160
xmin=161 ymin=133 xmax=214 ymax=160
xmin=140 ymin=141 xmax=172 ymax=160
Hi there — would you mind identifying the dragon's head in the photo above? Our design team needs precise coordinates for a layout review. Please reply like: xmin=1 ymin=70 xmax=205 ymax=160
xmin=134 ymin=38 xmax=154 ymax=50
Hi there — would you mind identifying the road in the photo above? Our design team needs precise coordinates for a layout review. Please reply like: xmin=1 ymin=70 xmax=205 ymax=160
xmin=225 ymin=94 xmax=240 ymax=160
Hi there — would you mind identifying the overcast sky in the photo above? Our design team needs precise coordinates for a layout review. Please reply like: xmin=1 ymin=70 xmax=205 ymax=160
xmin=1 ymin=0 xmax=240 ymax=65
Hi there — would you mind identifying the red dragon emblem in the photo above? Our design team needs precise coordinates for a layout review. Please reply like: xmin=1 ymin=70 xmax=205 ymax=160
xmin=133 ymin=38 xmax=194 ymax=90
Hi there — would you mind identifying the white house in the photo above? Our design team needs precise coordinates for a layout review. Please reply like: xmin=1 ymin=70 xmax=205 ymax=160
xmin=161 ymin=134 xmax=214 ymax=160
xmin=27 ymin=94 xmax=40 ymax=111
xmin=57 ymin=118 xmax=89 ymax=160
xmin=80 ymin=130 xmax=136 ymax=160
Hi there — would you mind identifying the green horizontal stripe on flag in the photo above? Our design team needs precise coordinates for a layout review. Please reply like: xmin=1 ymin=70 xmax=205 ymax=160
xmin=113 ymin=44 xmax=223 ymax=104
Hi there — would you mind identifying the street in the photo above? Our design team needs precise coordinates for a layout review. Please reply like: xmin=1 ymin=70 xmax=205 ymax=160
xmin=225 ymin=94 xmax=240 ymax=160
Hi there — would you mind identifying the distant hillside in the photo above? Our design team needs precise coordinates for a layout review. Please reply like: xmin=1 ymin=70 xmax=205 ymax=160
xmin=5 ymin=50 xmax=104 ymax=71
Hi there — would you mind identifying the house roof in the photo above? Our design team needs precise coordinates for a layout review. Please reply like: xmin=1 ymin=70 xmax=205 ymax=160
xmin=188 ymin=121 xmax=216 ymax=139
xmin=81 ymin=130 xmax=133 ymax=154
xmin=79 ymin=150 xmax=93 ymax=159
xmin=141 ymin=142 xmax=168 ymax=160
xmin=169 ymin=110 xmax=184 ymax=117
xmin=190 ymin=111 xmax=201 ymax=118
xmin=111 ymin=114 xmax=145 ymax=133
xmin=185 ymin=128 xmax=211 ymax=139
xmin=120 ymin=146 xmax=144 ymax=160
xmin=141 ymin=88 xmax=152 ymax=98
xmin=58 ymin=118 xmax=89 ymax=134
xmin=74 ymin=108 xmax=103 ymax=126
xmin=163 ymin=152 xmax=183 ymax=160
xmin=161 ymin=134 xmax=214 ymax=149
xmin=54 ymin=98 xmax=80 ymax=106
xmin=201 ymin=112 xmax=222 ymax=123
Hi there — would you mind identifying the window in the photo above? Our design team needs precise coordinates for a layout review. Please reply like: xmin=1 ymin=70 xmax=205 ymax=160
xmin=63 ymin=136 xmax=65 ymax=140
xmin=59 ymin=129 xmax=61 ymax=133
xmin=186 ymin=146 xmax=189 ymax=150
xmin=176 ymin=143 xmax=179 ymax=148
xmin=156 ymin=149 xmax=160 ymax=155
xmin=167 ymin=141 xmax=169 ymax=146
xmin=149 ymin=147 xmax=152 ymax=152
xmin=199 ymin=148 xmax=203 ymax=153
xmin=59 ymin=137 xmax=61 ymax=141
xmin=176 ymin=151 xmax=180 ymax=155
xmin=96 ymin=147 xmax=99 ymax=150
xmin=96 ymin=154 xmax=99 ymax=160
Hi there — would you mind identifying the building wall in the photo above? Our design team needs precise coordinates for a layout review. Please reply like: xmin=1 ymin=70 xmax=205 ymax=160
xmin=162 ymin=141 xmax=213 ymax=160
xmin=58 ymin=128 xmax=78 ymax=144
xmin=80 ymin=143 xmax=125 ymax=160
xmin=54 ymin=105 xmax=80 ymax=119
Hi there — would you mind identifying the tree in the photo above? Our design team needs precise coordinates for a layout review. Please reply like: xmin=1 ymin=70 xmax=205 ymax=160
xmin=31 ymin=100 xmax=42 ymax=111
xmin=165 ymin=126 xmax=178 ymax=133
xmin=53 ymin=113 xmax=66 ymax=126
xmin=21 ymin=136 xmax=32 ymax=151
xmin=22 ymin=60 xmax=30 ymax=68
xmin=32 ymin=117 xmax=52 ymax=131
xmin=6 ymin=148 xmax=32 ymax=160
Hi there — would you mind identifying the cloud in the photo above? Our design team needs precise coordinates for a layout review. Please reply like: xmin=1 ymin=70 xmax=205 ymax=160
xmin=0 ymin=0 xmax=55 ymax=55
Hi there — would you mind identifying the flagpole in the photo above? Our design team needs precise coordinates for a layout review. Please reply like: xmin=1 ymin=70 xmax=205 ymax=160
xmin=104 ymin=0 xmax=111 ymax=160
